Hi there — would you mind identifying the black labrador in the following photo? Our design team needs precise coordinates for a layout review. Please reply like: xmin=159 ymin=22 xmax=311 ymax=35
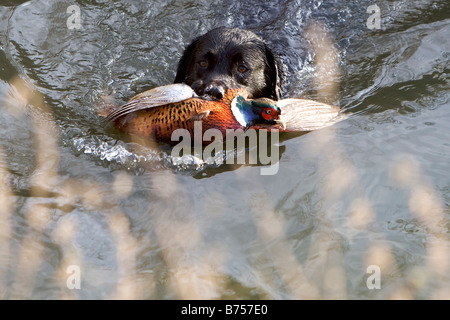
xmin=174 ymin=27 xmax=284 ymax=101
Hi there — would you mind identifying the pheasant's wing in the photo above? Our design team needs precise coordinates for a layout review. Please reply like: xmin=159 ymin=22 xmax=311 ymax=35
xmin=277 ymin=98 xmax=347 ymax=132
xmin=104 ymin=84 xmax=197 ymax=124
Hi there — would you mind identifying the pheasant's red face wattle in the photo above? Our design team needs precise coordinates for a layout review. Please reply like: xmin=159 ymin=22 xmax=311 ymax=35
xmin=261 ymin=107 xmax=278 ymax=120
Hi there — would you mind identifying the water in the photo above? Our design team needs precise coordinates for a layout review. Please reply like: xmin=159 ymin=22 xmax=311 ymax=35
xmin=0 ymin=0 xmax=449 ymax=299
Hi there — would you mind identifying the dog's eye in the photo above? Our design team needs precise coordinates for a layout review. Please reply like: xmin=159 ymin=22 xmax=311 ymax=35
xmin=237 ymin=65 xmax=248 ymax=73
xmin=198 ymin=60 xmax=208 ymax=68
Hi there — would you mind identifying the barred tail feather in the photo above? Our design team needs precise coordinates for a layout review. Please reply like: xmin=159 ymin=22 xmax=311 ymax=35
xmin=277 ymin=98 xmax=346 ymax=132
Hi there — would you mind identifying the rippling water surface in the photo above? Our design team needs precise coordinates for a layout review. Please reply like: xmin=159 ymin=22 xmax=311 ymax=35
xmin=0 ymin=0 xmax=449 ymax=299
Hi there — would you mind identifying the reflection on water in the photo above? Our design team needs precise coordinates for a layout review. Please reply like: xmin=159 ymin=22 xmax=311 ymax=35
xmin=0 ymin=0 xmax=449 ymax=299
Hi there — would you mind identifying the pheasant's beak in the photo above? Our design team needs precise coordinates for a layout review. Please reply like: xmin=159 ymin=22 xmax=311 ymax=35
xmin=275 ymin=115 xmax=286 ymax=130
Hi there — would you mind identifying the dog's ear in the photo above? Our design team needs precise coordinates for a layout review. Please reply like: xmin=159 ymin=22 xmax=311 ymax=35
xmin=264 ymin=44 xmax=285 ymax=100
xmin=174 ymin=37 xmax=200 ymax=84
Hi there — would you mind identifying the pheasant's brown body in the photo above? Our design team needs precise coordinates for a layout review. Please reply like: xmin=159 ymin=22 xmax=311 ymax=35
xmin=113 ymin=89 xmax=249 ymax=143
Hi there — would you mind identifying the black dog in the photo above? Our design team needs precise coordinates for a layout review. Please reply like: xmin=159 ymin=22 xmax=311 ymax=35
xmin=174 ymin=27 xmax=284 ymax=101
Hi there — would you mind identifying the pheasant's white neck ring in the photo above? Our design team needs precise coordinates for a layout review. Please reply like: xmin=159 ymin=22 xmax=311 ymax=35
xmin=231 ymin=96 xmax=247 ymax=127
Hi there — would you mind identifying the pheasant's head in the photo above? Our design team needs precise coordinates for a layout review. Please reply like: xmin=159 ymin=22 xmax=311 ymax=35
xmin=231 ymin=96 xmax=285 ymax=129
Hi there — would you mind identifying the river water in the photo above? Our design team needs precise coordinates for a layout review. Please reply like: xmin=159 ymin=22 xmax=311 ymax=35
xmin=0 ymin=0 xmax=449 ymax=299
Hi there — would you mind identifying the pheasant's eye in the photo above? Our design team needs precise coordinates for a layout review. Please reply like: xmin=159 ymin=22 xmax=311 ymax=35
xmin=261 ymin=107 xmax=276 ymax=120
xmin=198 ymin=60 xmax=208 ymax=68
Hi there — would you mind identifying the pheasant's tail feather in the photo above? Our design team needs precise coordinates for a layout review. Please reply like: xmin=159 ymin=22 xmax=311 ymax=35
xmin=104 ymin=100 xmax=152 ymax=125
xmin=130 ymin=83 xmax=196 ymax=103
xmin=277 ymin=98 xmax=347 ymax=132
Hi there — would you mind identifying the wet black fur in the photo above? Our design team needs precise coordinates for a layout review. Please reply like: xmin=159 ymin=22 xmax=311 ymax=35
xmin=174 ymin=27 xmax=285 ymax=101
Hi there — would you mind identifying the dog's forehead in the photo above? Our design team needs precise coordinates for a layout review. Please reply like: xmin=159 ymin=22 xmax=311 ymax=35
xmin=197 ymin=36 xmax=265 ymax=61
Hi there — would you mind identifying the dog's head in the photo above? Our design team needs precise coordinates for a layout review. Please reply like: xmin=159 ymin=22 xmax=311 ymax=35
xmin=174 ymin=27 xmax=284 ymax=101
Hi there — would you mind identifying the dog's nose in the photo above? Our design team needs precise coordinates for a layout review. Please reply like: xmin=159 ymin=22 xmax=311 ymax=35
xmin=204 ymin=84 xmax=225 ymax=100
